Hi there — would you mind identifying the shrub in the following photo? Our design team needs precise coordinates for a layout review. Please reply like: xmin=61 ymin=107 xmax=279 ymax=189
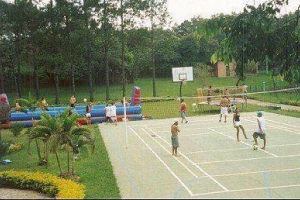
xmin=7 ymin=142 xmax=23 ymax=154
xmin=9 ymin=122 xmax=25 ymax=137
xmin=0 ymin=141 xmax=10 ymax=159
xmin=0 ymin=170 xmax=85 ymax=199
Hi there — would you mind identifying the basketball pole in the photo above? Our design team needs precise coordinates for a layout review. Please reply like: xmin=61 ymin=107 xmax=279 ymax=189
xmin=179 ymin=81 xmax=183 ymax=98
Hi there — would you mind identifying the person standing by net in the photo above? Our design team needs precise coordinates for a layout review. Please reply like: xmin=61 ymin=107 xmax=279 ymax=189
xmin=219 ymin=96 xmax=229 ymax=122
xmin=243 ymin=83 xmax=248 ymax=104
xmin=41 ymin=97 xmax=49 ymax=111
xmin=105 ymin=104 xmax=112 ymax=124
xmin=70 ymin=95 xmax=76 ymax=108
xmin=207 ymin=85 xmax=212 ymax=104
xmin=179 ymin=98 xmax=188 ymax=123
xmin=110 ymin=102 xmax=117 ymax=126
xmin=85 ymin=102 xmax=92 ymax=126
xmin=171 ymin=119 xmax=180 ymax=157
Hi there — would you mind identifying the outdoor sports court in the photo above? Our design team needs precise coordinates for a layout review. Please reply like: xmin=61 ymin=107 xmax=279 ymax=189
xmin=99 ymin=111 xmax=300 ymax=198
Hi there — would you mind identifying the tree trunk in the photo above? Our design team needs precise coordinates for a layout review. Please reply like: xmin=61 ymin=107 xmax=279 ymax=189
xmin=121 ymin=0 xmax=126 ymax=98
xmin=67 ymin=151 xmax=70 ymax=174
xmin=104 ymin=0 xmax=110 ymax=101
xmin=15 ymin=35 xmax=22 ymax=98
xmin=54 ymin=69 xmax=60 ymax=105
xmin=33 ymin=61 xmax=40 ymax=101
xmin=55 ymin=152 xmax=63 ymax=176
xmin=16 ymin=64 xmax=22 ymax=97
xmin=88 ymin=61 xmax=94 ymax=102
xmin=84 ymin=9 xmax=94 ymax=102
xmin=0 ymin=47 xmax=4 ymax=93
xmin=71 ymin=64 xmax=75 ymax=95
xmin=35 ymin=139 xmax=42 ymax=163
xmin=151 ymin=22 xmax=156 ymax=97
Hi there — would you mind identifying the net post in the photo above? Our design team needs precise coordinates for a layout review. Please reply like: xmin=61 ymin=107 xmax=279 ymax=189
xmin=123 ymin=96 xmax=128 ymax=148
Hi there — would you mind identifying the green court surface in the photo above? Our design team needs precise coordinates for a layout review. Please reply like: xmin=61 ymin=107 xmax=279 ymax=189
xmin=98 ymin=112 xmax=300 ymax=199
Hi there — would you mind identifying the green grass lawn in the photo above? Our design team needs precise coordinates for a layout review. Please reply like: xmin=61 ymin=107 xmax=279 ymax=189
xmin=6 ymin=72 xmax=298 ymax=106
xmin=1 ymin=72 xmax=299 ymax=198
xmin=0 ymin=125 xmax=121 ymax=199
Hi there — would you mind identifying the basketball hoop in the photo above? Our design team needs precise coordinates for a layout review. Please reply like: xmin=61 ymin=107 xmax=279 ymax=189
xmin=182 ymin=80 xmax=187 ymax=85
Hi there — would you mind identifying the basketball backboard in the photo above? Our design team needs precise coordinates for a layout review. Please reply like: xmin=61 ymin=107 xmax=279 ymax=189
xmin=172 ymin=67 xmax=193 ymax=82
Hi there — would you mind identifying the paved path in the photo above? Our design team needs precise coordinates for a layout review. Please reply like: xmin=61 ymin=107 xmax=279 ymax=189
xmin=0 ymin=188 xmax=51 ymax=199
xmin=247 ymin=99 xmax=300 ymax=111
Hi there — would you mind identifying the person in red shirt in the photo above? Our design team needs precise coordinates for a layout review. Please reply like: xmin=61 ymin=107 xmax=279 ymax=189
xmin=179 ymin=98 xmax=188 ymax=123
xmin=0 ymin=95 xmax=7 ymax=105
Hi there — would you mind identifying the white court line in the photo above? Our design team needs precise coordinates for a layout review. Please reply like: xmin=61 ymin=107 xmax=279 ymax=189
xmin=212 ymin=167 xmax=300 ymax=177
xmin=140 ymin=128 xmax=199 ymax=178
xmin=128 ymin=126 xmax=194 ymax=196
xmin=158 ymin=126 xmax=232 ymax=133
xmin=180 ymin=132 xmax=213 ymax=137
xmin=209 ymin=128 xmax=278 ymax=157
xmin=266 ymin=118 xmax=300 ymax=128
xmin=127 ymin=114 xmax=300 ymax=197
xmin=188 ymin=146 xmax=251 ymax=154
xmin=192 ymin=184 xmax=300 ymax=197
xmin=197 ymin=155 xmax=274 ymax=165
xmin=188 ymin=142 xmax=300 ymax=155
xmin=197 ymin=154 xmax=300 ymax=165
xmin=129 ymin=118 xmax=227 ymax=128
xmin=268 ymin=143 xmax=300 ymax=147
xmin=143 ymin=125 xmax=229 ymax=193
xmin=244 ymin=118 xmax=300 ymax=134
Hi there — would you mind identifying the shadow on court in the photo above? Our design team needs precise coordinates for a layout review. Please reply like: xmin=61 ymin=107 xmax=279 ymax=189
xmin=98 ymin=112 xmax=300 ymax=198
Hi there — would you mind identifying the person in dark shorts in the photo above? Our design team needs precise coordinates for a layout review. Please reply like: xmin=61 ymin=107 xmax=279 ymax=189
xmin=207 ymin=85 xmax=212 ymax=104
xmin=253 ymin=111 xmax=267 ymax=150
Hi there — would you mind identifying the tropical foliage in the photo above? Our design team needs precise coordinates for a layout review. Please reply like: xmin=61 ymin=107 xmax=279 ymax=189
xmin=0 ymin=170 xmax=85 ymax=198
xmin=26 ymin=109 xmax=95 ymax=178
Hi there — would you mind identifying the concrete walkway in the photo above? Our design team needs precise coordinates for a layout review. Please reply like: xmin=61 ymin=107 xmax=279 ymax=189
xmin=247 ymin=99 xmax=300 ymax=111
xmin=0 ymin=188 xmax=51 ymax=199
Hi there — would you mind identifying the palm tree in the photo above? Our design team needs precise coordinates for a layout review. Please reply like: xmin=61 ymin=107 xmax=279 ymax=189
xmin=59 ymin=109 xmax=95 ymax=177
xmin=28 ymin=109 xmax=95 ymax=178
xmin=18 ymin=92 xmax=42 ymax=162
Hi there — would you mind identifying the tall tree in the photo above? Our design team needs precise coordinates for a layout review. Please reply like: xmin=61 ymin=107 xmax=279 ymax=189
xmin=118 ymin=0 xmax=149 ymax=97
xmin=143 ymin=0 xmax=169 ymax=97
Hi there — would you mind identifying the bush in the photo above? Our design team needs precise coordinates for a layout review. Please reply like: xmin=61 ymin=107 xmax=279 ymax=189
xmin=7 ymin=142 xmax=23 ymax=154
xmin=0 ymin=170 xmax=85 ymax=198
xmin=0 ymin=141 xmax=10 ymax=159
xmin=9 ymin=122 xmax=25 ymax=137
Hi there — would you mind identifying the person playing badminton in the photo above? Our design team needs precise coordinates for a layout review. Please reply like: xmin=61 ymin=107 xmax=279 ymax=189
xmin=253 ymin=111 xmax=267 ymax=150
xmin=171 ymin=119 xmax=180 ymax=157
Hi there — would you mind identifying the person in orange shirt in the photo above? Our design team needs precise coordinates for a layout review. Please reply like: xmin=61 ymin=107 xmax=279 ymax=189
xmin=179 ymin=98 xmax=188 ymax=123
xmin=0 ymin=95 xmax=7 ymax=105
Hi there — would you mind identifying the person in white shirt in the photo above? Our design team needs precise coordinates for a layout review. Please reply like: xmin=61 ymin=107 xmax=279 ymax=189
xmin=110 ymin=102 xmax=117 ymax=126
xmin=105 ymin=104 xmax=111 ymax=123
xmin=253 ymin=111 xmax=267 ymax=149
